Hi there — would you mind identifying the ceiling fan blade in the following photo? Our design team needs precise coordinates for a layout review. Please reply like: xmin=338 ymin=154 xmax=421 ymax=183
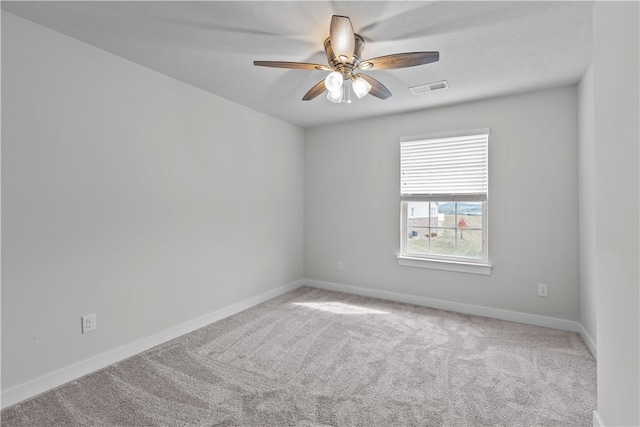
xmin=302 ymin=80 xmax=327 ymax=101
xmin=253 ymin=61 xmax=331 ymax=71
xmin=359 ymin=52 xmax=439 ymax=70
xmin=359 ymin=74 xmax=392 ymax=99
xmin=330 ymin=15 xmax=355 ymax=59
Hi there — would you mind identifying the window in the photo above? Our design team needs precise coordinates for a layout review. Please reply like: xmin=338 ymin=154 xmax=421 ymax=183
xmin=399 ymin=130 xmax=490 ymax=273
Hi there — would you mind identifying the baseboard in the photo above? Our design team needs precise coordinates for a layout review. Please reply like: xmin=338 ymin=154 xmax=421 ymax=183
xmin=305 ymin=279 xmax=585 ymax=335
xmin=578 ymin=323 xmax=598 ymax=360
xmin=593 ymin=410 xmax=604 ymax=427
xmin=2 ymin=278 xmax=596 ymax=409
xmin=1 ymin=279 xmax=305 ymax=409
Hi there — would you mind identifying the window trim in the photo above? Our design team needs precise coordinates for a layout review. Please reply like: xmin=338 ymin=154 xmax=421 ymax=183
xmin=397 ymin=255 xmax=492 ymax=275
xmin=398 ymin=129 xmax=491 ymax=274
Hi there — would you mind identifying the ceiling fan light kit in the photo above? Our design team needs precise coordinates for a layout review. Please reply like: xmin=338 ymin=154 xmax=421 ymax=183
xmin=352 ymin=76 xmax=372 ymax=99
xmin=324 ymin=71 xmax=343 ymax=92
xmin=326 ymin=86 xmax=344 ymax=103
xmin=254 ymin=15 xmax=439 ymax=104
xmin=324 ymin=71 xmax=372 ymax=103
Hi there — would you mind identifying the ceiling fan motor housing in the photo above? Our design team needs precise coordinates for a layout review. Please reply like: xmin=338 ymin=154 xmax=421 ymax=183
xmin=324 ymin=34 xmax=365 ymax=78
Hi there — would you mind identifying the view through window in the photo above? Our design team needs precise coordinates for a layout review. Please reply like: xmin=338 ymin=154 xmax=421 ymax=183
xmin=405 ymin=201 xmax=483 ymax=259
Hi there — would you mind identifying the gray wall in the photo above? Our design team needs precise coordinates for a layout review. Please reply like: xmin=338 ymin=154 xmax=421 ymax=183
xmin=304 ymin=87 xmax=580 ymax=320
xmin=593 ymin=2 xmax=639 ymax=425
xmin=6 ymin=5 xmax=639 ymax=422
xmin=1 ymin=12 xmax=304 ymax=390
xmin=578 ymin=65 xmax=597 ymax=347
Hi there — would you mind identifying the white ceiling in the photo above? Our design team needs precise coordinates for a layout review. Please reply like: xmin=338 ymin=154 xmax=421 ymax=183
xmin=2 ymin=1 xmax=594 ymax=128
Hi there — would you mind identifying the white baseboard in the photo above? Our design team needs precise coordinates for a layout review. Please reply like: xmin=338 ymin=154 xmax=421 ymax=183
xmin=1 ymin=279 xmax=305 ymax=409
xmin=593 ymin=410 xmax=604 ymax=427
xmin=578 ymin=323 xmax=598 ymax=360
xmin=305 ymin=279 xmax=588 ymax=336
xmin=2 ymin=278 xmax=597 ymax=410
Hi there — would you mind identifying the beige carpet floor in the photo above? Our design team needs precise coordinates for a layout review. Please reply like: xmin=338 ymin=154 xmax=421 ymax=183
xmin=1 ymin=286 xmax=596 ymax=426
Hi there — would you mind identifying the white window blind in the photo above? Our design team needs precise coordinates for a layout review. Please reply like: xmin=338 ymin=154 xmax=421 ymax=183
xmin=401 ymin=132 xmax=488 ymax=201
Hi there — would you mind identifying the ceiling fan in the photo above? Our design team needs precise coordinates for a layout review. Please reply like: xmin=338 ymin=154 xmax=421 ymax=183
xmin=254 ymin=15 xmax=439 ymax=103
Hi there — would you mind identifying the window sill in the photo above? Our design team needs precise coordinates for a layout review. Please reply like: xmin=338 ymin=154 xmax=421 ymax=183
xmin=397 ymin=256 xmax=492 ymax=275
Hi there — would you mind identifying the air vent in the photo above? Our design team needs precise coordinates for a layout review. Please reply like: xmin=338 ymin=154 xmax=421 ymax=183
xmin=410 ymin=80 xmax=449 ymax=95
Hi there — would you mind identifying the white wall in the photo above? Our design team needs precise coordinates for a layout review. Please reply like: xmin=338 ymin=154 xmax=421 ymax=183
xmin=592 ymin=2 xmax=640 ymax=426
xmin=305 ymin=87 xmax=580 ymax=320
xmin=1 ymin=12 xmax=304 ymax=391
xmin=578 ymin=64 xmax=597 ymax=348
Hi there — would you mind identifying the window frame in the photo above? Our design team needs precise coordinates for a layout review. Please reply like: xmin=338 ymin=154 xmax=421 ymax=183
xmin=398 ymin=130 xmax=492 ymax=274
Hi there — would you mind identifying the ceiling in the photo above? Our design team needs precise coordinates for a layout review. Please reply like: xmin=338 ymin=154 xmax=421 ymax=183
xmin=2 ymin=1 xmax=594 ymax=128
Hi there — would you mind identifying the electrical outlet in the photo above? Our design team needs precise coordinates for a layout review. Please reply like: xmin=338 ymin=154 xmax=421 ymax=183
xmin=538 ymin=284 xmax=548 ymax=297
xmin=81 ymin=313 xmax=96 ymax=334
xmin=337 ymin=261 xmax=344 ymax=271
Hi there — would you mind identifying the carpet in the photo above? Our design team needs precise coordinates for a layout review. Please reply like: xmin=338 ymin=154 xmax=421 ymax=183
xmin=1 ymin=286 xmax=596 ymax=426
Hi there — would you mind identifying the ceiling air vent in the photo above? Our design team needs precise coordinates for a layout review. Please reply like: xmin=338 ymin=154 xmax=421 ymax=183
xmin=410 ymin=80 xmax=449 ymax=95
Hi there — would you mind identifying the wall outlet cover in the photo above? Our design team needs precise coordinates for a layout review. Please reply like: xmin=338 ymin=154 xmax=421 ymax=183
xmin=538 ymin=284 xmax=549 ymax=297
xmin=81 ymin=313 xmax=97 ymax=334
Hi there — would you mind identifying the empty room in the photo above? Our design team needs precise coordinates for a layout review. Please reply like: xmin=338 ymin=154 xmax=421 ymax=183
xmin=1 ymin=1 xmax=638 ymax=426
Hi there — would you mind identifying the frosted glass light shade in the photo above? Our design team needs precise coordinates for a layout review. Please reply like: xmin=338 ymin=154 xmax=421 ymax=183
xmin=352 ymin=76 xmax=372 ymax=99
xmin=324 ymin=71 xmax=344 ymax=92
xmin=327 ymin=87 xmax=343 ymax=103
